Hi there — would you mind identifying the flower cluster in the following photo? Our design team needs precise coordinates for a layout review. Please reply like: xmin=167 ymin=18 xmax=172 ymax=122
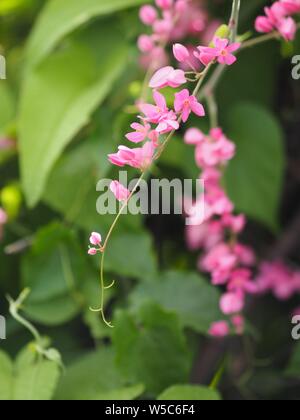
xmin=184 ymin=127 xmax=257 ymax=336
xmin=255 ymin=0 xmax=300 ymax=41
xmin=255 ymin=261 xmax=300 ymax=300
xmin=138 ymin=0 xmax=221 ymax=70
xmin=0 ymin=208 xmax=7 ymax=242
xmin=88 ymin=232 xmax=103 ymax=255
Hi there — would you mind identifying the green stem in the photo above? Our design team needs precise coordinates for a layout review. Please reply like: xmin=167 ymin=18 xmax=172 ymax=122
xmin=229 ymin=0 xmax=241 ymax=43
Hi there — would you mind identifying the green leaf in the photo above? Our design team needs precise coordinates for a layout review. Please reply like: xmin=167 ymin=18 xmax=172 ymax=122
xmin=129 ymin=271 xmax=221 ymax=333
xmin=286 ymin=343 xmax=300 ymax=377
xmin=105 ymin=233 xmax=157 ymax=278
xmin=21 ymin=223 xmax=87 ymax=325
xmin=158 ymin=385 xmax=221 ymax=401
xmin=0 ymin=351 xmax=13 ymax=400
xmin=55 ymin=347 xmax=144 ymax=400
xmin=224 ymin=102 xmax=284 ymax=232
xmin=20 ymin=24 xmax=128 ymax=207
xmin=25 ymin=0 xmax=146 ymax=68
xmin=14 ymin=360 xmax=60 ymax=401
xmin=0 ymin=347 xmax=60 ymax=401
xmin=113 ymin=302 xmax=191 ymax=396
xmin=0 ymin=83 xmax=15 ymax=136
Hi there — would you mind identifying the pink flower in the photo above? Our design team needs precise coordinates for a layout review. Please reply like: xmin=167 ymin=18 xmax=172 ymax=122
xmin=138 ymin=35 xmax=155 ymax=53
xmin=200 ymin=243 xmax=238 ymax=284
xmin=140 ymin=90 xmax=179 ymax=133
xmin=173 ymin=43 xmax=190 ymax=63
xmin=109 ymin=142 xmax=155 ymax=171
xmin=220 ymin=292 xmax=245 ymax=315
xmin=174 ymin=89 xmax=205 ymax=122
xmin=227 ymin=269 xmax=257 ymax=294
xmin=255 ymin=16 xmax=274 ymax=32
xmin=195 ymin=37 xmax=241 ymax=66
xmin=233 ymin=244 xmax=256 ymax=266
xmin=209 ymin=321 xmax=230 ymax=337
xmin=126 ymin=122 xmax=151 ymax=143
xmin=281 ymin=0 xmax=300 ymax=14
xmin=277 ymin=16 xmax=297 ymax=40
xmin=88 ymin=248 xmax=98 ymax=256
xmin=139 ymin=5 xmax=158 ymax=26
xmin=149 ymin=66 xmax=187 ymax=89
xmin=110 ymin=181 xmax=130 ymax=202
xmin=184 ymin=128 xmax=205 ymax=145
xmin=90 ymin=232 xmax=102 ymax=246
xmin=155 ymin=0 xmax=173 ymax=10
xmin=222 ymin=214 xmax=246 ymax=234
xmin=195 ymin=129 xmax=235 ymax=167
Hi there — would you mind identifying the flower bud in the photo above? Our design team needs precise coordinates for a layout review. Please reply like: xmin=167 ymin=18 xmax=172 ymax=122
xmin=139 ymin=5 xmax=157 ymax=26
xmin=173 ymin=43 xmax=190 ymax=62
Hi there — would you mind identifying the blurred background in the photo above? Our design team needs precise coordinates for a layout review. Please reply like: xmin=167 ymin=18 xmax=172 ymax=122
xmin=0 ymin=0 xmax=299 ymax=400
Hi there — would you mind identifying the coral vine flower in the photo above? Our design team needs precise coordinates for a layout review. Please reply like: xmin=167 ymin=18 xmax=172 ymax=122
xmin=255 ymin=1 xmax=299 ymax=41
xmin=88 ymin=232 xmax=103 ymax=256
xmin=140 ymin=90 xmax=179 ymax=133
xmin=173 ymin=43 xmax=190 ymax=63
xmin=195 ymin=37 xmax=241 ymax=66
xmin=195 ymin=128 xmax=235 ymax=167
xmin=209 ymin=321 xmax=230 ymax=337
xmin=149 ymin=66 xmax=187 ymax=89
xmin=126 ymin=122 xmax=151 ymax=143
xmin=174 ymin=89 xmax=205 ymax=122
xmin=220 ymin=292 xmax=244 ymax=315
xmin=110 ymin=181 xmax=131 ymax=202
xmin=108 ymin=142 xmax=155 ymax=171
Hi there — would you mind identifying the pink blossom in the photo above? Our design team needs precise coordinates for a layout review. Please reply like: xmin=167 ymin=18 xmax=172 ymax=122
xmin=140 ymin=90 xmax=179 ymax=133
xmin=200 ymin=243 xmax=238 ymax=284
xmin=109 ymin=142 xmax=155 ymax=171
xmin=126 ymin=122 xmax=151 ymax=143
xmin=186 ymin=220 xmax=223 ymax=251
xmin=173 ymin=43 xmax=190 ymax=63
xmin=281 ymin=0 xmax=300 ymax=14
xmin=233 ymin=244 xmax=256 ymax=266
xmin=155 ymin=0 xmax=173 ymax=10
xmin=88 ymin=248 xmax=98 ymax=256
xmin=149 ymin=66 xmax=187 ymax=89
xmin=209 ymin=321 xmax=230 ymax=337
xmin=184 ymin=128 xmax=205 ymax=145
xmin=195 ymin=129 xmax=235 ymax=167
xmin=174 ymin=89 xmax=205 ymax=122
xmin=90 ymin=232 xmax=102 ymax=246
xmin=222 ymin=214 xmax=246 ymax=234
xmin=195 ymin=37 xmax=241 ymax=66
xmin=138 ymin=35 xmax=155 ymax=53
xmin=227 ymin=269 xmax=257 ymax=294
xmin=277 ymin=16 xmax=297 ymax=40
xmin=139 ymin=5 xmax=157 ymax=26
xmin=220 ymin=292 xmax=245 ymax=315
xmin=110 ymin=181 xmax=131 ymax=202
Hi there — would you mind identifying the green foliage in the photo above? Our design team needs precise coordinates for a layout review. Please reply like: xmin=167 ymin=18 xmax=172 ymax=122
xmin=0 ymin=347 xmax=60 ymax=401
xmin=25 ymin=0 xmax=147 ymax=68
xmin=21 ymin=223 xmax=88 ymax=325
xmin=113 ymin=302 xmax=191 ymax=395
xmin=20 ymin=23 xmax=128 ymax=207
xmin=130 ymin=271 xmax=222 ymax=333
xmin=55 ymin=347 xmax=144 ymax=400
xmin=158 ymin=385 xmax=221 ymax=401
xmin=225 ymin=102 xmax=284 ymax=231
